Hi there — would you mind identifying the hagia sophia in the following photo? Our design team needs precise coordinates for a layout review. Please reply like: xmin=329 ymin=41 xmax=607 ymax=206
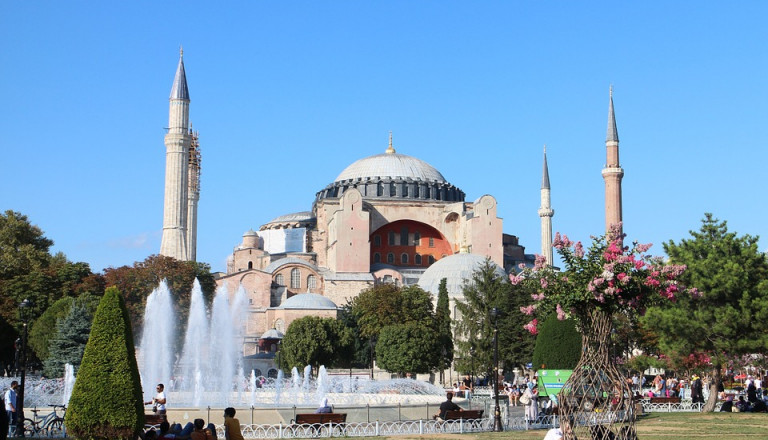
xmin=158 ymin=51 xmax=623 ymax=374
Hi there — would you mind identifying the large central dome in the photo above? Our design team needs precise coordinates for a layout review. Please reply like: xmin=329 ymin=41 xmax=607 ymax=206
xmin=315 ymin=136 xmax=465 ymax=203
xmin=334 ymin=153 xmax=446 ymax=183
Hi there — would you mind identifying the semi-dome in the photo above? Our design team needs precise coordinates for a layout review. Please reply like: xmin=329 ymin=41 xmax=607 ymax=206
xmin=334 ymin=153 xmax=446 ymax=183
xmin=278 ymin=293 xmax=338 ymax=310
xmin=418 ymin=253 xmax=506 ymax=299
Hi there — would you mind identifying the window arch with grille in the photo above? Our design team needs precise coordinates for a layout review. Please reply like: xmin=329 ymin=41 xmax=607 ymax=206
xmin=275 ymin=274 xmax=284 ymax=286
xmin=307 ymin=275 xmax=317 ymax=291
xmin=290 ymin=268 xmax=301 ymax=289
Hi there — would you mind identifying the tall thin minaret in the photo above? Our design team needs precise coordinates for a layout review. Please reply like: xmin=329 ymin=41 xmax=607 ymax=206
xmin=538 ymin=145 xmax=554 ymax=266
xmin=186 ymin=130 xmax=201 ymax=261
xmin=160 ymin=48 xmax=191 ymax=260
xmin=602 ymin=86 xmax=624 ymax=234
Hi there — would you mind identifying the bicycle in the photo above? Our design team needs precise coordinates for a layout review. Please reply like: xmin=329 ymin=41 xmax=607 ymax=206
xmin=23 ymin=405 xmax=66 ymax=437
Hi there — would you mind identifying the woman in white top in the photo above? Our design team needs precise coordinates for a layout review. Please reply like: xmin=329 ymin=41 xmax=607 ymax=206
xmin=522 ymin=383 xmax=538 ymax=422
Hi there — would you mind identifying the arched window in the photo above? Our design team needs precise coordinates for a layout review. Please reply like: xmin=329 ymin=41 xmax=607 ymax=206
xmin=275 ymin=274 xmax=284 ymax=286
xmin=387 ymin=253 xmax=394 ymax=264
xmin=374 ymin=235 xmax=381 ymax=246
xmin=400 ymin=227 xmax=408 ymax=245
xmin=374 ymin=253 xmax=381 ymax=263
xmin=247 ymin=261 xmax=253 ymax=269
xmin=307 ymin=275 xmax=317 ymax=291
xmin=389 ymin=182 xmax=396 ymax=196
xmin=429 ymin=237 xmax=435 ymax=248
xmin=428 ymin=255 xmax=435 ymax=265
xmin=401 ymin=253 xmax=409 ymax=264
xmin=290 ymin=268 xmax=301 ymax=289
xmin=254 ymin=369 xmax=263 ymax=377
xmin=415 ymin=254 xmax=422 ymax=265
xmin=377 ymin=182 xmax=384 ymax=196
xmin=388 ymin=231 xmax=396 ymax=245
xmin=414 ymin=231 xmax=421 ymax=246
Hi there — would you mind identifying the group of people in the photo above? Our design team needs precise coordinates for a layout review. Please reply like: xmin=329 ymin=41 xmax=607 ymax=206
xmin=141 ymin=384 xmax=246 ymax=440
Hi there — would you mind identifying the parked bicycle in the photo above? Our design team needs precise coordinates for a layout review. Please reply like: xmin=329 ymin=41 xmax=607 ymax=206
xmin=23 ymin=405 xmax=66 ymax=437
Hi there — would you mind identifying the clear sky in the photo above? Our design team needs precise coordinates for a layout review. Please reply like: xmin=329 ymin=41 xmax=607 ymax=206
xmin=2 ymin=1 xmax=766 ymax=274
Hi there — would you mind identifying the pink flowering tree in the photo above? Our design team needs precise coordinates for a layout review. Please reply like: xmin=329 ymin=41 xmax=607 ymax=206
xmin=513 ymin=224 xmax=695 ymax=440
xmin=514 ymin=224 xmax=695 ymax=334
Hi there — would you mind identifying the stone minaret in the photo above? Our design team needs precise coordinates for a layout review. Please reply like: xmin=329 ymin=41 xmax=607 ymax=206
xmin=186 ymin=130 xmax=201 ymax=261
xmin=160 ymin=49 xmax=191 ymax=260
xmin=538 ymin=145 xmax=554 ymax=265
xmin=601 ymin=86 xmax=624 ymax=234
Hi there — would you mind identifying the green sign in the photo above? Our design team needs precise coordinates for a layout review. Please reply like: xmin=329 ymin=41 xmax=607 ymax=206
xmin=537 ymin=369 xmax=572 ymax=399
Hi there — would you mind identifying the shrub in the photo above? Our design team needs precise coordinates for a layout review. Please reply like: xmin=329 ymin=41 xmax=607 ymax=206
xmin=532 ymin=313 xmax=582 ymax=370
xmin=65 ymin=287 xmax=144 ymax=440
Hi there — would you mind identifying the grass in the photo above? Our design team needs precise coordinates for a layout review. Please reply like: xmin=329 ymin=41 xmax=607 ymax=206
xmin=382 ymin=412 xmax=768 ymax=439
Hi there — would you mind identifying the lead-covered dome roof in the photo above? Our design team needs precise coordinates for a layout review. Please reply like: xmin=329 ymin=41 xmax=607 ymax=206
xmin=315 ymin=136 xmax=465 ymax=203
xmin=418 ymin=253 xmax=506 ymax=300
xmin=334 ymin=153 xmax=447 ymax=183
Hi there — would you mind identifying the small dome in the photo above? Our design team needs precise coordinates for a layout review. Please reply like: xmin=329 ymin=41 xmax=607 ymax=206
xmin=418 ymin=253 xmax=506 ymax=299
xmin=279 ymin=293 xmax=338 ymax=310
xmin=334 ymin=153 xmax=446 ymax=183
xmin=260 ymin=329 xmax=284 ymax=339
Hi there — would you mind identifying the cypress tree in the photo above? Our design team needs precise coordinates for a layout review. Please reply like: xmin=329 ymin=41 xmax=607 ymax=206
xmin=435 ymin=278 xmax=453 ymax=380
xmin=65 ymin=287 xmax=144 ymax=440
xmin=532 ymin=313 xmax=582 ymax=370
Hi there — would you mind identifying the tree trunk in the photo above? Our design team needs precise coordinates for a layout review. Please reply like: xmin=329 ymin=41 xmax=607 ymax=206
xmin=702 ymin=365 xmax=721 ymax=412
xmin=560 ymin=310 xmax=635 ymax=440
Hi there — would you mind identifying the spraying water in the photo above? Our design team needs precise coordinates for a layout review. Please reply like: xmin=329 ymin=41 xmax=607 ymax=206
xmin=62 ymin=363 xmax=75 ymax=406
xmin=138 ymin=280 xmax=175 ymax=401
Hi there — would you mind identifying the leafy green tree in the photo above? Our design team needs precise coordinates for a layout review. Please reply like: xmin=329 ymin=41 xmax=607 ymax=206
xmin=376 ymin=322 xmax=440 ymax=375
xmin=44 ymin=301 xmax=93 ymax=377
xmin=454 ymin=260 xmax=536 ymax=378
xmin=0 ymin=211 xmax=98 ymax=368
xmin=532 ymin=313 xmax=581 ymax=370
xmin=337 ymin=305 xmax=371 ymax=368
xmin=279 ymin=316 xmax=353 ymax=372
xmin=66 ymin=287 xmax=144 ymax=440
xmin=435 ymin=279 xmax=453 ymax=381
xmin=642 ymin=214 xmax=768 ymax=411
xmin=29 ymin=294 xmax=100 ymax=362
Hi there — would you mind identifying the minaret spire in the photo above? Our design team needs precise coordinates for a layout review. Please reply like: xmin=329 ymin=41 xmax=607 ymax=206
xmin=602 ymin=86 xmax=624 ymax=234
xmin=538 ymin=145 xmax=554 ymax=266
xmin=160 ymin=49 xmax=192 ymax=261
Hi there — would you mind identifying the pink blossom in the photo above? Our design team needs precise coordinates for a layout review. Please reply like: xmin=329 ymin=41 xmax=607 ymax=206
xmin=644 ymin=277 xmax=660 ymax=287
xmin=634 ymin=260 xmax=645 ymax=270
xmin=617 ymin=272 xmax=630 ymax=284
xmin=533 ymin=255 xmax=547 ymax=270
xmin=509 ymin=274 xmax=524 ymax=285
xmin=520 ymin=304 xmax=537 ymax=315
xmin=553 ymin=232 xmax=563 ymax=249
xmin=531 ymin=292 xmax=545 ymax=301
xmin=635 ymin=242 xmax=653 ymax=253
xmin=573 ymin=241 xmax=585 ymax=258
xmin=518 ymin=263 xmax=527 ymax=270
xmin=556 ymin=304 xmax=566 ymax=320
xmin=540 ymin=278 xmax=548 ymax=289
xmin=601 ymin=269 xmax=614 ymax=280
xmin=524 ymin=319 xmax=539 ymax=335
xmin=690 ymin=287 xmax=702 ymax=298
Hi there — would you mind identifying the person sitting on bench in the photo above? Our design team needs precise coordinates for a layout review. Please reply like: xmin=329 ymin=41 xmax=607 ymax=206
xmin=434 ymin=391 xmax=462 ymax=420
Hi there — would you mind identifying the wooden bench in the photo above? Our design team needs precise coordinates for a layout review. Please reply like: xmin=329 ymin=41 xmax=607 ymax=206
xmin=444 ymin=409 xmax=484 ymax=420
xmin=144 ymin=413 xmax=166 ymax=427
xmin=649 ymin=397 xmax=681 ymax=404
xmin=291 ymin=413 xmax=347 ymax=425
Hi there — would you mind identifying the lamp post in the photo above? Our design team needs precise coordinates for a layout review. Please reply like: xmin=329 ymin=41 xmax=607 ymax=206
xmin=17 ymin=298 xmax=32 ymax=437
xmin=490 ymin=307 xmax=503 ymax=432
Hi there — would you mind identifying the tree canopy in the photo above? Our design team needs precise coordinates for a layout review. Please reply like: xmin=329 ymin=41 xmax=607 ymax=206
xmin=279 ymin=316 xmax=353 ymax=372
xmin=532 ymin=313 xmax=582 ymax=370
xmin=642 ymin=214 xmax=768 ymax=410
xmin=376 ymin=322 xmax=440 ymax=375
xmin=453 ymin=259 xmax=536 ymax=378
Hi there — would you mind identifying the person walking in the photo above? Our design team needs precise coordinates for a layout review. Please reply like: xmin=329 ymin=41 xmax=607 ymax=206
xmin=522 ymin=383 xmax=539 ymax=423
xmin=145 ymin=384 xmax=168 ymax=419
xmin=4 ymin=381 xmax=17 ymax=437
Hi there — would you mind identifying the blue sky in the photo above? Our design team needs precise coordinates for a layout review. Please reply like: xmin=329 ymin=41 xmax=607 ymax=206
xmin=2 ymin=2 xmax=766 ymax=273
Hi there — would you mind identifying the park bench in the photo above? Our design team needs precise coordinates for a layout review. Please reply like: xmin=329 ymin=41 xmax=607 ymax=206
xmin=144 ymin=413 xmax=166 ymax=428
xmin=649 ymin=397 xmax=681 ymax=404
xmin=444 ymin=409 xmax=484 ymax=420
xmin=290 ymin=413 xmax=347 ymax=437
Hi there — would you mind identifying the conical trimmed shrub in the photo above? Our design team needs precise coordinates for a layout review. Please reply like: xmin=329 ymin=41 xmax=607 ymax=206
xmin=532 ymin=313 xmax=582 ymax=370
xmin=65 ymin=287 xmax=144 ymax=440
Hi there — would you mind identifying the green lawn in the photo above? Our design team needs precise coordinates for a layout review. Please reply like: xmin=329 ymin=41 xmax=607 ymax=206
xmin=382 ymin=412 xmax=768 ymax=439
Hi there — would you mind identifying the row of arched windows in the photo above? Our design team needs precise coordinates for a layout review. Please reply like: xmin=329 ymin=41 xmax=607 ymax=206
xmin=374 ymin=230 xmax=425 ymax=247
xmin=274 ymin=269 xmax=317 ymax=290
xmin=373 ymin=252 xmax=435 ymax=266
